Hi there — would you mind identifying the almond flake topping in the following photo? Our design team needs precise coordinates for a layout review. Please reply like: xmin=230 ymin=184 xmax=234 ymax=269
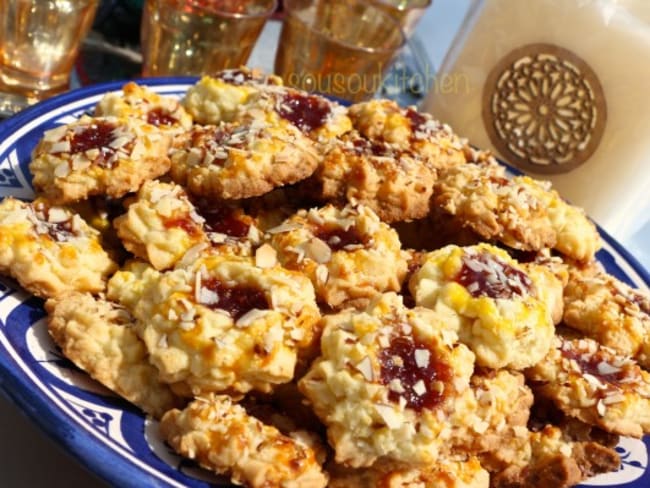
xmin=355 ymin=356 xmax=374 ymax=381
xmin=414 ymin=349 xmax=430 ymax=369
xmin=412 ymin=380 xmax=426 ymax=396
xmin=198 ymin=287 xmax=219 ymax=306
xmin=255 ymin=244 xmax=277 ymax=269
xmin=375 ymin=404 xmax=401 ymax=429
xmin=304 ymin=238 xmax=332 ymax=264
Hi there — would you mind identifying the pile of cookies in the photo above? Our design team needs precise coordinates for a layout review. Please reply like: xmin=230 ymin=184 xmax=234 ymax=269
xmin=1 ymin=68 xmax=649 ymax=488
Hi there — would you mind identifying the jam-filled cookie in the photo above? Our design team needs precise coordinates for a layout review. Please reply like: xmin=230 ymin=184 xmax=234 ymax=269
xmin=299 ymin=293 xmax=476 ymax=467
xmin=563 ymin=267 xmax=650 ymax=369
xmin=160 ymin=394 xmax=328 ymax=488
xmin=347 ymin=99 xmax=468 ymax=170
xmin=169 ymin=117 xmax=320 ymax=200
xmin=409 ymin=243 xmax=557 ymax=369
xmin=184 ymin=72 xmax=352 ymax=141
xmin=46 ymin=292 xmax=181 ymax=418
xmin=113 ymin=180 xmax=207 ymax=270
xmin=526 ymin=336 xmax=650 ymax=437
xmin=0 ymin=197 xmax=117 ymax=298
xmin=107 ymin=254 xmax=320 ymax=396
xmin=304 ymin=132 xmax=435 ymax=223
xmin=269 ymin=204 xmax=408 ymax=308
xmin=241 ymin=85 xmax=352 ymax=141
xmin=95 ymin=81 xmax=192 ymax=134
xmin=30 ymin=115 xmax=171 ymax=203
xmin=191 ymin=197 xmax=262 ymax=257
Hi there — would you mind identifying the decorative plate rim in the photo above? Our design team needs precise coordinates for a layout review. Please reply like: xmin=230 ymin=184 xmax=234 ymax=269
xmin=0 ymin=78 xmax=648 ymax=488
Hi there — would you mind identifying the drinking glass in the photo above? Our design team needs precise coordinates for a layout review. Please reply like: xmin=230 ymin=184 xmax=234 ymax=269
xmin=274 ymin=0 xmax=406 ymax=102
xmin=370 ymin=0 xmax=432 ymax=37
xmin=0 ymin=0 xmax=99 ymax=102
xmin=141 ymin=0 xmax=277 ymax=77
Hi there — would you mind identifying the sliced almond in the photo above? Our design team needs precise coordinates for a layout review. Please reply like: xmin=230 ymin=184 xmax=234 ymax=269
xmin=375 ymin=404 xmax=401 ymax=429
xmin=255 ymin=244 xmax=277 ymax=269
xmin=304 ymin=237 xmax=331 ymax=264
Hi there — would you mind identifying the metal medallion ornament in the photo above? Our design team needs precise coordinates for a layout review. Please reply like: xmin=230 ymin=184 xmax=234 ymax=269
xmin=483 ymin=43 xmax=607 ymax=174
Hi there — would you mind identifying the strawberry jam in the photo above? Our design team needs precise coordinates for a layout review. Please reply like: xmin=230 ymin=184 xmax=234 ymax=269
xmin=380 ymin=336 xmax=451 ymax=411
xmin=70 ymin=122 xmax=116 ymax=154
xmin=200 ymin=278 xmax=268 ymax=320
xmin=276 ymin=93 xmax=331 ymax=133
xmin=195 ymin=202 xmax=250 ymax=238
xmin=147 ymin=108 xmax=178 ymax=127
xmin=315 ymin=226 xmax=365 ymax=252
xmin=456 ymin=251 xmax=532 ymax=299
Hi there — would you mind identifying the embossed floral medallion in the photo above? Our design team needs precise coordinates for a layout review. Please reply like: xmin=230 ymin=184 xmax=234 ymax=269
xmin=483 ymin=43 xmax=607 ymax=174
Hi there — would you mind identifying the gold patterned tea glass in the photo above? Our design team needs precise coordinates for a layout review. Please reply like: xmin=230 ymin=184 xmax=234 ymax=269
xmin=141 ymin=0 xmax=277 ymax=77
xmin=370 ymin=0 xmax=432 ymax=37
xmin=0 ymin=0 xmax=99 ymax=102
xmin=274 ymin=0 xmax=406 ymax=102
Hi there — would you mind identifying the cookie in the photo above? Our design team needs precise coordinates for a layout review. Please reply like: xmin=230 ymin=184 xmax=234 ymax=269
xmin=304 ymin=132 xmax=435 ymax=223
xmin=243 ymin=85 xmax=352 ymax=141
xmin=183 ymin=69 xmax=283 ymax=124
xmin=269 ymin=204 xmax=408 ymax=308
xmin=107 ymin=254 xmax=320 ymax=396
xmin=184 ymin=73 xmax=352 ymax=141
xmin=563 ymin=267 xmax=650 ymax=368
xmin=526 ymin=336 xmax=650 ymax=437
xmin=96 ymin=81 xmax=192 ymax=134
xmin=433 ymin=161 xmax=557 ymax=251
xmin=451 ymin=369 xmax=533 ymax=460
xmin=490 ymin=424 xmax=620 ymax=488
xmin=169 ymin=117 xmax=320 ymax=200
xmin=113 ymin=180 xmax=207 ymax=270
xmin=409 ymin=243 xmax=556 ymax=369
xmin=299 ymin=293 xmax=476 ymax=467
xmin=433 ymin=161 xmax=601 ymax=261
xmin=160 ymin=394 xmax=328 ymax=488
xmin=46 ymin=292 xmax=181 ymax=418
xmin=347 ymin=99 xmax=468 ymax=170
xmin=0 ymin=197 xmax=117 ymax=298
xmin=30 ymin=115 xmax=171 ymax=203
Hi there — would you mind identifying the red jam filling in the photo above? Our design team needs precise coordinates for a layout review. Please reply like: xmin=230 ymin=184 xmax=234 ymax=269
xmin=380 ymin=336 xmax=451 ymax=411
xmin=315 ymin=226 xmax=365 ymax=252
xmin=70 ymin=122 xmax=117 ymax=155
xmin=456 ymin=251 xmax=533 ymax=299
xmin=276 ymin=93 xmax=331 ymax=133
xmin=200 ymin=278 xmax=268 ymax=320
xmin=406 ymin=108 xmax=428 ymax=133
xmin=164 ymin=216 xmax=202 ymax=237
xmin=195 ymin=202 xmax=250 ymax=238
xmin=561 ymin=346 xmax=630 ymax=386
xmin=147 ymin=108 xmax=178 ymax=127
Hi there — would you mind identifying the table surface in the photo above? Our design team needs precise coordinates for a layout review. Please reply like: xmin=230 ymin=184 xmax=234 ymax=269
xmin=0 ymin=1 xmax=647 ymax=486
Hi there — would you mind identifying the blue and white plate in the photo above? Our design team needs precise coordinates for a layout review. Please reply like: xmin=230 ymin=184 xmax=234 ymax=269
xmin=0 ymin=79 xmax=648 ymax=488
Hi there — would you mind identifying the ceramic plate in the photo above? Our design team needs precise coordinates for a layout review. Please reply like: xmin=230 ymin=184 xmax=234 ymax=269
xmin=0 ymin=79 xmax=648 ymax=488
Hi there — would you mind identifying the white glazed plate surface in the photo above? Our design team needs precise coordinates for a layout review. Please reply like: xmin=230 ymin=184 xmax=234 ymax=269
xmin=0 ymin=79 xmax=648 ymax=488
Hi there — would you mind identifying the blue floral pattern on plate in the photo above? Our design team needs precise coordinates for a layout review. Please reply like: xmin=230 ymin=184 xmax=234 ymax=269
xmin=0 ymin=79 xmax=648 ymax=488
